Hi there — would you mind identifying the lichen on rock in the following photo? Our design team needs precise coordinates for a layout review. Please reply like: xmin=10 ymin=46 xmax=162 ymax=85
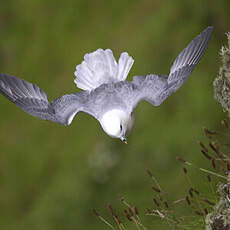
xmin=214 ymin=32 xmax=230 ymax=116
xmin=205 ymin=173 xmax=230 ymax=230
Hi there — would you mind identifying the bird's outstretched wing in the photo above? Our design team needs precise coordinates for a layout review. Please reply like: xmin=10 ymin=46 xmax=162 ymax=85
xmin=0 ymin=74 xmax=91 ymax=125
xmin=130 ymin=26 xmax=213 ymax=108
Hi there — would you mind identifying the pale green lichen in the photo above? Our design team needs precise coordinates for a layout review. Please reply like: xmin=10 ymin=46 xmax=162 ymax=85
xmin=208 ymin=33 xmax=230 ymax=229
xmin=214 ymin=32 xmax=230 ymax=116
xmin=205 ymin=173 xmax=230 ymax=230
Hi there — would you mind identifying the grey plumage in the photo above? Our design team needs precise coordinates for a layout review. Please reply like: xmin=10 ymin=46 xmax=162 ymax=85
xmin=131 ymin=26 xmax=213 ymax=107
xmin=0 ymin=74 xmax=55 ymax=121
xmin=0 ymin=74 xmax=92 ymax=125
xmin=0 ymin=27 xmax=213 ymax=130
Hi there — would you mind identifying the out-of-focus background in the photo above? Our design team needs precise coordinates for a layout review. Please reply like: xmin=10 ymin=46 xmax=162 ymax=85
xmin=0 ymin=1 xmax=230 ymax=229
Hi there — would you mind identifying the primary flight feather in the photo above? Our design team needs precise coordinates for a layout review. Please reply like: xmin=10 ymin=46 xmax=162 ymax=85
xmin=0 ymin=27 xmax=213 ymax=143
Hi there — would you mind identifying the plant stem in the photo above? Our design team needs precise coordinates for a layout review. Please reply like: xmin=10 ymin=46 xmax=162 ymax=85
xmin=184 ymin=161 xmax=227 ymax=180
xmin=98 ymin=216 xmax=116 ymax=230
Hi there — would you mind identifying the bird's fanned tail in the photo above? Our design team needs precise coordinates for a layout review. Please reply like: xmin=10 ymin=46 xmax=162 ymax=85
xmin=74 ymin=49 xmax=134 ymax=91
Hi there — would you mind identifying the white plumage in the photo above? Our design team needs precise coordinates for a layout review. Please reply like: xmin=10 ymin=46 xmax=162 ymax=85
xmin=74 ymin=49 xmax=134 ymax=91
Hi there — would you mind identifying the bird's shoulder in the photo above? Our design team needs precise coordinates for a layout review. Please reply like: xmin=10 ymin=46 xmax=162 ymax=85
xmin=89 ymin=80 xmax=138 ymax=98
xmin=85 ymin=81 xmax=138 ymax=115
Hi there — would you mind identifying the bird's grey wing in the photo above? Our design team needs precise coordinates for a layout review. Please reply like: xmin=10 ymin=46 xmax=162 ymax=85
xmin=50 ymin=91 xmax=92 ymax=125
xmin=0 ymin=74 xmax=91 ymax=125
xmin=130 ymin=26 xmax=213 ymax=108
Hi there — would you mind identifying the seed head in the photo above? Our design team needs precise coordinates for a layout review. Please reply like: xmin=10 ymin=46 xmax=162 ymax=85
xmin=201 ymin=150 xmax=212 ymax=160
xmin=146 ymin=168 xmax=153 ymax=177
xmin=124 ymin=209 xmax=132 ymax=221
xmin=211 ymin=158 xmax=216 ymax=169
xmin=197 ymin=141 xmax=208 ymax=153
xmin=189 ymin=188 xmax=194 ymax=198
xmin=195 ymin=211 xmax=203 ymax=216
xmin=92 ymin=208 xmax=100 ymax=217
xmin=152 ymin=197 xmax=160 ymax=207
xmin=164 ymin=201 xmax=169 ymax=208
xmin=206 ymin=174 xmax=211 ymax=182
xmin=204 ymin=198 xmax=215 ymax=206
xmin=183 ymin=167 xmax=187 ymax=174
xmin=176 ymin=157 xmax=186 ymax=163
xmin=152 ymin=186 xmax=161 ymax=193
xmin=185 ymin=196 xmax=191 ymax=205
xmin=134 ymin=206 xmax=139 ymax=215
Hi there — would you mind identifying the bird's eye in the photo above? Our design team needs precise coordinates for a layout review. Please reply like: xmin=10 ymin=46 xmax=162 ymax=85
xmin=120 ymin=124 xmax=122 ymax=131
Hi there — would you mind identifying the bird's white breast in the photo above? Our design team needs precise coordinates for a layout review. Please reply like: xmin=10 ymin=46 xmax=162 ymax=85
xmin=100 ymin=109 xmax=127 ymax=137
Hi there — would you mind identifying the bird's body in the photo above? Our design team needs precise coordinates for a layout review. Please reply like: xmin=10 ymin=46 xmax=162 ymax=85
xmin=0 ymin=27 xmax=213 ymax=142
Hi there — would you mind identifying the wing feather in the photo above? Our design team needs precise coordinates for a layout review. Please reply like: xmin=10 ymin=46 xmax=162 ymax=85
xmin=168 ymin=26 xmax=213 ymax=82
xmin=129 ymin=26 xmax=213 ymax=108
xmin=0 ymin=74 xmax=92 ymax=125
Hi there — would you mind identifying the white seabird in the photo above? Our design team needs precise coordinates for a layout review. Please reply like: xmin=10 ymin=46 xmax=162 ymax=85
xmin=0 ymin=27 xmax=213 ymax=143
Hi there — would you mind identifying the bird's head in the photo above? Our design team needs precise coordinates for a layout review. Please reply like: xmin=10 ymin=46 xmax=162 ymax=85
xmin=100 ymin=109 xmax=134 ymax=143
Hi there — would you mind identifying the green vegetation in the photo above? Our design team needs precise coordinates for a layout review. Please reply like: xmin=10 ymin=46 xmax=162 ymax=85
xmin=0 ymin=1 xmax=230 ymax=229
xmin=93 ymin=124 xmax=230 ymax=230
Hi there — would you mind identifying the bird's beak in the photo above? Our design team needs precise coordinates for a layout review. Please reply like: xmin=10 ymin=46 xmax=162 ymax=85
xmin=121 ymin=137 xmax=128 ymax=144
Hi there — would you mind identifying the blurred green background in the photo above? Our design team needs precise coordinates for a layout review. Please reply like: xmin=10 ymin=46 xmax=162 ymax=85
xmin=0 ymin=0 xmax=230 ymax=229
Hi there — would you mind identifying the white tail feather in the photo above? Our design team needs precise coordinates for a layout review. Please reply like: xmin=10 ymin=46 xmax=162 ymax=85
xmin=74 ymin=49 xmax=134 ymax=91
xmin=117 ymin=52 xmax=134 ymax=81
